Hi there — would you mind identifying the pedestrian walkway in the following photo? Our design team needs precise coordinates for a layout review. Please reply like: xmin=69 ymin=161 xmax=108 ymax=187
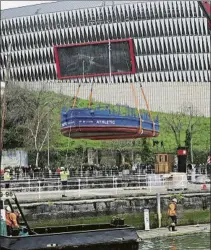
xmin=137 ymin=223 xmax=210 ymax=240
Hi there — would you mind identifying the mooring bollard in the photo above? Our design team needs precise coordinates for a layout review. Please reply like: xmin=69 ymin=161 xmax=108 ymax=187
xmin=156 ymin=193 xmax=162 ymax=228
xmin=144 ymin=208 xmax=150 ymax=231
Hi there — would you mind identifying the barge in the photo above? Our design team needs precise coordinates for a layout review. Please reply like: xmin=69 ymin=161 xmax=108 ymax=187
xmin=61 ymin=107 xmax=159 ymax=140
xmin=0 ymin=191 xmax=139 ymax=250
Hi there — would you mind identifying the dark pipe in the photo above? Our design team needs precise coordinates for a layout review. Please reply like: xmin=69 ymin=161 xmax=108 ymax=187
xmin=14 ymin=195 xmax=36 ymax=235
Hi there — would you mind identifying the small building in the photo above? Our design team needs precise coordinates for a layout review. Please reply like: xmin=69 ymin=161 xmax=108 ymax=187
xmin=155 ymin=153 xmax=174 ymax=174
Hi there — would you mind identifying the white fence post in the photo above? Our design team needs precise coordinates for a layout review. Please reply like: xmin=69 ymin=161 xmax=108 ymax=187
xmin=58 ymin=178 xmax=60 ymax=191
xmin=78 ymin=178 xmax=81 ymax=197
xmin=156 ymin=193 xmax=162 ymax=228
xmin=149 ymin=176 xmax=152 ymax=193
xmin=38 ymin=180 xmax=41 ymax=200
xmin=115 ymin=177 xmax=118 ymax=194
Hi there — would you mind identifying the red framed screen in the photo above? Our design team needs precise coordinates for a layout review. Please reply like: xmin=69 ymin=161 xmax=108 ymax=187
xmin=54 ymin=38 xmax=136 ymax=79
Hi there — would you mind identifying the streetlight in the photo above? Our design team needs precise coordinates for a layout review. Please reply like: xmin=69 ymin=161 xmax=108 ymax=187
xmin=188 ymin=106 xmax=193 ymax=164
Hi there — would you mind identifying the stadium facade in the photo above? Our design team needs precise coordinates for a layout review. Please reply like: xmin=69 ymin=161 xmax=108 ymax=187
xmin=0 ymin=1 xmax=211 ymax=83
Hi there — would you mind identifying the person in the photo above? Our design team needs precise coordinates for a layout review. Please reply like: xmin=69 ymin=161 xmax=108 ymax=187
xmin=167 ymin=198 xmax=178 ymax=231
xmin=5 ymin=206 xmax=20 ymax=236
xmin=0 ymin=212 xmax=7 ymax=236
xmin=4 ymin=169 xmax=11 ymax=188
xmin=60 ymin=167 xmax=69 ymax=197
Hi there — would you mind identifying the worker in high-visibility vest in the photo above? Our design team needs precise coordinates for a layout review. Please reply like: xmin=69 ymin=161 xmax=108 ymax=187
xmin=60 ymin=167 xmax=69 ymax=197
xmin=167 ymin=198 xmax=178 ymax=231
xmin=5 ymin=206 xmax=20 ymax=236
xmin=4 ymin=169 xmax=11 ymax=189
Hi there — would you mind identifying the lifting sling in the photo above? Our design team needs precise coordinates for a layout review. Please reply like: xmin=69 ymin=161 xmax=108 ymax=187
xmin=139 ymin=82 xmax=156 ymax=137
xmin=130 ymin=82 xmax=143 ymax=135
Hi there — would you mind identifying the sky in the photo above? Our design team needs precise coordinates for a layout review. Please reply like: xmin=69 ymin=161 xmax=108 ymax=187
xmin=1 ymin=1 xmax=56 ymax=10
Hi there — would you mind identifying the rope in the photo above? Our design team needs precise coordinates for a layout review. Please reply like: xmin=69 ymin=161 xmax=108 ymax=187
xmin=139 ymin=82 xmax=155 ymax=136
xmin=65 ymin=124 xmax=72 ymax=166
xmin=72 ymin=83 xmax=81 ymax=108
xmin=130 ymin=82 xmax=143 ymax=134
xmin=88 ymin=82 xmax=94 ymax=108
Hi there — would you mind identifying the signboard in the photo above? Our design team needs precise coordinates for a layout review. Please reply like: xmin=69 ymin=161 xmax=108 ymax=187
xmin=1 ymin=150 xmax=28 ymax=169
xmin=54 ymin=38 xmax=136 ymax=79
xmin=177 ymin=149 xmax=187 ymax=156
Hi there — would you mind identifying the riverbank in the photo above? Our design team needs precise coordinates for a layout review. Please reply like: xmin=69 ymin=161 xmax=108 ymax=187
xmin=28 ymin=209 xmax=210 ymax=230
xmin=137 ymin=223 xmax=210 ymax=240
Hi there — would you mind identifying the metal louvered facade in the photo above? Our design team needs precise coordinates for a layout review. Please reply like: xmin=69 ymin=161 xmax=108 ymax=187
xmin=0 ymin=1 xmax=211 ymax=83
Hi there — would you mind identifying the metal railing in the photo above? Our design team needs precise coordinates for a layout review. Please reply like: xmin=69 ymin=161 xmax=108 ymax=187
xmin=1 ymin=173 xmax=209 ymax=201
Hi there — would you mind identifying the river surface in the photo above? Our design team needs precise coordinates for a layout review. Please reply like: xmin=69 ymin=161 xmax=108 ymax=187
xmin=139 ymin=233 xmax=210 ymax=250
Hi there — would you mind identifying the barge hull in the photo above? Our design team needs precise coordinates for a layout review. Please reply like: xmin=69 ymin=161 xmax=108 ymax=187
xmin=0 ymin=227 xmax=139 ymax=250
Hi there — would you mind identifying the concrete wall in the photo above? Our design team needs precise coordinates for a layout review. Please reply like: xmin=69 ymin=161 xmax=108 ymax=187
xmin=20 ymin=193 xmax=210 ymax=221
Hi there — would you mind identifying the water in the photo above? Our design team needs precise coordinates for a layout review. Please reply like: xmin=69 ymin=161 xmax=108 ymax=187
xmin=139 ymin=233 xmax=210 ymax=250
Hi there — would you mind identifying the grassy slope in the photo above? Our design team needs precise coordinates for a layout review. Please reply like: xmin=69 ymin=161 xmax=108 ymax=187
xmin=45 ymin=91 xmax=210 ymax=152
xmin=29 ymin=209 xmax=210 ymax=229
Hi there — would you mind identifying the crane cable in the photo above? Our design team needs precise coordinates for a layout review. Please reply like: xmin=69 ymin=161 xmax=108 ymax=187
xmin=139 ymin=82 xmax=155 ymax=137
xmin=65 ymin=126 xmax=72 ymax=165
xmin=72 ymin=83 xmax=81 ymax=108
xmin=88 ymin=82 xmax=94 ymax=108
xmin=130 ymin=82 xmax=143 ymax=134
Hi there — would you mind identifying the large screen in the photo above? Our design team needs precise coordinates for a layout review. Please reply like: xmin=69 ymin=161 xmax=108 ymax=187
xmin=54 ymin=38 xmax=136 ymax=79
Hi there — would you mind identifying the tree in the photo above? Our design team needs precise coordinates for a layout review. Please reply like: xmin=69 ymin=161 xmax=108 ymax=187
xmin=5 ymin=84 xmax=68 ymax=167
xmin=105 ymin=139 xmax=134 ymax=165
xmin=140 ymin=138 xmax=154 ymax=164
xmin=22 ymin=89 xmax=66 ymax=167
xmin=163 ymin=104 xmax=201 ymax=161
xmin=163 ymin=111 xmax=186 ymax=148
xmin=183 ymin=105 xmax=202 ymax=163
xmin=3 ymin=84 xmax=32 ymax=149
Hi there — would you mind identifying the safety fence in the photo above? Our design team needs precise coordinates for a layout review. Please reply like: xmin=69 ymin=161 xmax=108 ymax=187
xmin=1 ymin=174 xmax=209 ymax=200
xmin=0 ymin=169 xmax=157 ymax=181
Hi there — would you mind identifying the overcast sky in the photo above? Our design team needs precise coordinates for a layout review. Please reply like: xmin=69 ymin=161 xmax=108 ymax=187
xmin=1 ymin=1 xmax=56 ymax=10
